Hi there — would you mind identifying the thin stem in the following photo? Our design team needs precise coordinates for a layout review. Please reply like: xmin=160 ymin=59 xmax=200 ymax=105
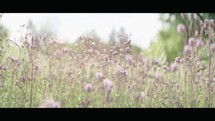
xmin=208 ymin=39 xmax=212 ymax=108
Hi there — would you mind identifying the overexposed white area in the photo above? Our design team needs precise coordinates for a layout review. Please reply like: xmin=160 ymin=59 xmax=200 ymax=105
xmin=1 ymin=13 xmax=162 ymax=49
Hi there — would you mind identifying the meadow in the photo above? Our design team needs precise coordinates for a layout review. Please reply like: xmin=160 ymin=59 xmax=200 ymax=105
xmin=0 ymin=19 xmax=215 ymax=108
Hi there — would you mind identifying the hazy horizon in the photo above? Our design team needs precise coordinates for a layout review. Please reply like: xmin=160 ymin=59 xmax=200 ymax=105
xmin=1 ymin=13 xmax=162 ymax=49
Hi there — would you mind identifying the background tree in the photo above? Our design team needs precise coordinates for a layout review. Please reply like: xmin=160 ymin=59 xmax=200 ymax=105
xmin=109 ymin=27 xmax=116 ymax=44
xmin=145 ymin=13 xmax=215 ymax=63
xmin=119 ymin=26 xmax=125 ymax=35
xmin=0 ymin=14 xmax=9 ymax=63
xmin=27 ymin=19 xmax=56 ymax=49
xmin=0 ymin=14 xmax=8 ymax=46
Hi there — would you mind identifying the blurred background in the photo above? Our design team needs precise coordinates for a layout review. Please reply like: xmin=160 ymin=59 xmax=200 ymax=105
xmin=0 ymin=13 xmax=215 ymax=63
xmin=0 ymin=13 xmax=161 ymax=49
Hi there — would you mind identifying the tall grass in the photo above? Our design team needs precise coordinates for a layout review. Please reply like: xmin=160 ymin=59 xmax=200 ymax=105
xmin=0 ymin=19 xmax=214 ymax=108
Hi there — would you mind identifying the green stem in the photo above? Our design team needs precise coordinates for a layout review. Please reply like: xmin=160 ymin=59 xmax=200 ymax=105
xmin=208 ymin=40 xmax=212 ymax=108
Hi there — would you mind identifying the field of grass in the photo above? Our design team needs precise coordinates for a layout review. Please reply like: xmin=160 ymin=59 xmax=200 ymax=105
xmin=0 ymin=20 xmax=215 ymax=108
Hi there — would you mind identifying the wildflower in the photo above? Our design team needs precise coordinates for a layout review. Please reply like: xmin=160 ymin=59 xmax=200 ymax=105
xmin=175 ymin=57 xmax=180 ymax=63
xmin=85 ymin=83 xmax=93 ymax=92
xmin=120 ymin=70 xmax=128 ymax=77
xmin=142 ymin=57 xmax=148 ymax=64
xmin=195 ymin=39 xmax=203 ymax=48
xmin=103 ymin=79 xmax=113 ymax=93
xmin=91 ymin=42 xmax=96 ymax=47
xmin=62 ymin=48 xmax=68 ymax=53
xmin=115 ymin=64 xmax=122 ymax=75
xmin=171 ymin=62 xmax=178 ymax=72
xmin=20 ymin=75 xmax=27 ymax=83
xmin=40 ymin=99 xmax=61 ymax=108
xmin=87 ymin=49 xmax=93 ymax=54
xmin=155 ymin=71 xmax=162 ymax=81
xmin=188 ymin=37 xmax=196 ymax=46
xmin=180 ymin=58 xmax=184 ymax=63
xmin=113 ymin=51 xmax=118 ymax=55
xmin=125 ymin=47 xmax=131 ymax=53
xmin=213 ymin=78 xmax=215 ymax=82
xmin=125 ymin=54 xmax=133 ymax=64
xmin=177 ymin=24 xmax=185 ymax=33
xmin=184 ymin=45 xmax=192 ymax=55
xmin=176 ymin=84 xmax=180 ymax=90
xmin=140 ymin=91 xmax=145 ymax=100
xmin=162 ymin=65 xmax=169 ymax=72
xmin=95 ymin=72 xmax=103 ymax=80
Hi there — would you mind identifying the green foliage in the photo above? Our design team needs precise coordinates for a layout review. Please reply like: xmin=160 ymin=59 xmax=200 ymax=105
xmin=0 ymin=17 xmax=9 ymax=63
xmin=142 ymin=37 xmax=167 ymax=64
xmin=0 ymin=25 xmax=8 ymax=46
xmin=146 ymin=13 xmax=215 ymax=63
xmin=157 ymin=27 xmax=184 ymax=62
xmin=1 ymin=14 xmax=215 ymax=108
xmin=131 ymin=44 xmax=142 ymax=54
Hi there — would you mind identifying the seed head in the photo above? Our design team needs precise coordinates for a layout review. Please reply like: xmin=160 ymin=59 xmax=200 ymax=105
xmin=184 ymin=45 xmax=192 ymax=55
xmin=171 ymin=62 xmax=178 ymax=72
xmin=103 ymin=79 xmax=113 ymax=93
xmin=140 ymin=91 xmax=146 ymax=100
xmin=188 ymin=37 xmax=196 ymax=46
xmin=196 ymin=39 xmax=203 ymax=48
xmin=91 ymin=42 xmax=96 ymax=47
xmin=155 ymin=71 xmax=162 ymax=81
xmin=85 ymin=83 xmax=93 ymax=92
xmin=95 ymin=72 xmax=103 ymax=80
xmin=177 ymin=24 xmax=185 ymax=33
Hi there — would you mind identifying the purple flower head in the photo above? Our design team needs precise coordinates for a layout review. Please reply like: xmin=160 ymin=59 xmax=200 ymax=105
xmin=195 ymin=39 xmax=203 ymax=48
xmin=140 ymin=91 xmax=145 ymax=100
xmin=171 ymin=62 xmax=178 ymax=72
xmin=40 ymin=99 xmax=61 ymax=108
xmin=85 ymin=83 xmax=93 ymax=92
xmin=62 ymin=48 xmax=68 ymax=53
xmin=176 ymin=84 xmax=180 ymax=90
xmin=184 ymin=45 xmax=192 ymax=55
xmin=91 ymin=42 xmax=96 ymax=47
xmin=95 ymin=72 xmax=103 ymax=80
xmin=125 ymin=54 xmax=132 ymax=61
xmin=188 ymin=37 xmax=196 ymax=46
xmin=210 ymin=43 xmax=215 ymax=53
xmin=141 ymin=57 xmax=146 ymax=63
xmin=103 ymin=79 xmax=113 ymax=93
xmin=87 ymin=49 xmax=93 ymax=54
xmin=155 ymin=71 xmax=162 ymax=81
xmin=125 ymin=54 xmax=134 ymax=66
xmin=125 ymin=47 xmax=131 ymax=53
xmin=213 ymin=78 xmax=215 ymax=82
xmin=175 ymin=57 xmax=180 ymax=63
xmin=20 ymin=75 xmax=27 ymax=83
xmin=177 ymin=24 xmax=185 ymax=33
xmin=115 ymin=64 xmax=122 ymax=75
